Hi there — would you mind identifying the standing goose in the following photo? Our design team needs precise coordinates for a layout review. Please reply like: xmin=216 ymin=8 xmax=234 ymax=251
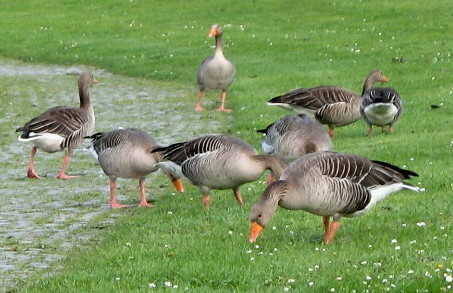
xmin=195 ymin=24 xmax=235 ymax=112
xmin=15 ymin=71 xmax=98 ymax=179
xmin=249 ymin=151 xmax=421 ymax=244
xmin=153 ymin=135 xmax=286 ymax=209
xmin=360 ymin=87 xmax=402 ymax=136
xmin=257 ymin=114 xmax=332 ymax=164
xmin=266 ymin=70 xmax=389 ymax=137
xmin=86 ymin=128 xmax=184 ymax=209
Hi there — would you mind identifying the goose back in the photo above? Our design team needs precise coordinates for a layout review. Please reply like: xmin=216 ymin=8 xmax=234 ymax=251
xmin=258 ymin=114 xmax=332 ymax=163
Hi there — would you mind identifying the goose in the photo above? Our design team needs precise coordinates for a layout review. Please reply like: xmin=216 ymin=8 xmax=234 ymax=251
xmin=257 ymin=114 xmax=332 ymax=164
xmin=15 ymin=71 xmax=98 ymax=179
xmin=360 ymin=87 xmax=402 ymax=136
xmin=85 ymin=128 xmax=184 ymax=209
xmin=266 ymin=70 xmax=389 ymax=137
xmin=249 ymin=151 xmax=421 ymax=244
xmin=195 ymin=24 xmax=235 ymax=112
xmin=153 ymin=134 xmax=286 ymax=209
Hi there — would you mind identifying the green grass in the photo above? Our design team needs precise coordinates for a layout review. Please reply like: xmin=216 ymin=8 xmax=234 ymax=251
xmin=0 ymin=0 xmax=452 ymax=292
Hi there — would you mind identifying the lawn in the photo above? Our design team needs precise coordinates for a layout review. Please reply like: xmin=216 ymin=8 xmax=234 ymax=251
xmin=0 ymin=0 xmax=451 ymax=292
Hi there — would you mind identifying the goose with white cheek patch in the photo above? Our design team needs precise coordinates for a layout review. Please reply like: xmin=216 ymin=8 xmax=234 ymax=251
xmin=360 ymin=87 xmax=402 ymax=136
xmin=85 ymin=128 xmax=184 ymax=209
xmin=249 ymin=151 xmax=421 ymax=244
xmin=15 ymin=71 xmax=97 ymax=179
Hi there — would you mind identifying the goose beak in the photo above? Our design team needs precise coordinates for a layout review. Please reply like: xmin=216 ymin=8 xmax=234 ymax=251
xmin=380 ymin=75 xmax=389 ymax=83
xmin=249 ymin=221 xmax=264 ymax=243
xmin=92 ymin=79 xmax=99 ymax=84
xmin=172 ymin=178 xmax=184 ymax=193
xmin=208 ymin=28 xmax=217 ymax=38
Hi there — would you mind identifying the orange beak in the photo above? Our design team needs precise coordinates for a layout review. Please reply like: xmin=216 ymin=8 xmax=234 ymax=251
xmin=208 ymin=28 xmax=217 ymax=38
xmin=380 ymin=75 xmax=389 ymax=83
xmin=172 ymin=178 xmax=184 ymax=193
xmin=249 ymin=221 xmax=264 ymax=243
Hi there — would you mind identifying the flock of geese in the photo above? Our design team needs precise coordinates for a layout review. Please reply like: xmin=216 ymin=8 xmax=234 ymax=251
xmin=15 ymin=24 xmax=421 ymax=244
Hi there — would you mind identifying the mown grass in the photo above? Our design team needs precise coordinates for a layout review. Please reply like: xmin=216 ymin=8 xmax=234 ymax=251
xmin=0 ymin=0 xmax=452 ymax=292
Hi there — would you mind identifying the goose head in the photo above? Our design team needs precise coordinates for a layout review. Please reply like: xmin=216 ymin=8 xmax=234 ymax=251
xmin=249 ymin=181 xmax=288 ymax=242
xmin=362 ymin=69 xmax=389 ymax=94
xmin=208 ymin=24 xmax=223 ymax=38
xmin=78 ymin=71 xmax=98 ymax=89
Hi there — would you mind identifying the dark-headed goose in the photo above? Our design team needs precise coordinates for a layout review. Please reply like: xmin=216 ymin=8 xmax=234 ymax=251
xmin=249 ymin=151 xmax=421 ymax=244
xmin=86 ymin=128 xmax=184 ymax=209
xmin=195 ymin=24 xmax=235 ymax=112
xmin=360 ymin=87 xmax=402 ymax=136
xmin=15 ymin=71 xmax=97 ymax=179
xmin=153 ymin=134 xmax=286 ymax=209
xmin=267 ymin=70 xmax=389 ymax=137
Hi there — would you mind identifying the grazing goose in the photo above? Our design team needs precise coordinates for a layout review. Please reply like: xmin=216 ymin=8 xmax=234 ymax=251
xmin=195 ymin=24 xmax=235 ymax=112
xmin=153 ymin=135 xmax=286 ymax=209
xmin=257 ymin=114 xmax=332 ymax=164
xmin=86 ymin=128 xmax=184 ymax=209
xmin=266 ymin=70 xmax=389 ymax=137
xmin=360 ymin=87 xmax=402 ymax=136
xmin=15 ymin=71 xmax=97 ymax=179
xmin=249 ymin=151 xmax=421 ymax=244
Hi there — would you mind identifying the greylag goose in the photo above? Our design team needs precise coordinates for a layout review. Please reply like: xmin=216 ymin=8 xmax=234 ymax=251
xmin=266 ymin=70 xmax=389 ymax=137
xmin=86 ymin=128 xmax=184 ymax=209
xmin=249 ymin=151 xmax=421 ymax=244
xmin=360 ymin=87 xmax=402 ymax=136
xmin=153 ymin=135 xmax=286 ymax=209
xmin=195 ymin=24 xmax=235 ymax=112
xmin=15 ymin=71 xmax=97 ymax=179
xmin=257 ymin=114 xmax=332 ymax=164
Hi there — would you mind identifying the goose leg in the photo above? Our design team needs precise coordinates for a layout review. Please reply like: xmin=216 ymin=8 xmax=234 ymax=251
xmin=366 ymin=126 xmax=373 ymax=136
xmin=109 ymin=180 xmax=129 ymax=209
xmin=232 ymin=188 xmax=244 ymax=205
xmin=200 ymin=186 xmax=211 ymax=209
xmin=195 ymin=89 xmax=204 ymax=111
xmin=327 ymin=126 xmax=335 ymax=138
xmin=322 ymin=216 xmax=330 ymax=235
xmin=216 ymin=90 xmax=232 ymax=112
xmin=56 ymin=149 xmax=76 ymax=179
xmin=138 ymin=178 xmax=154 ymax=207
xmin=323 ymin=219 xmax=341 ymax=244
xmin=265 ymin=173 xmax=274 ymax=186
xmin=27 ymin=146 xmax=41 ymax=179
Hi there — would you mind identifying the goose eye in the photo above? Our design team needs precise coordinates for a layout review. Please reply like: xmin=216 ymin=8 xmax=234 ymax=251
xmin=258 ymin=214 xmax=262 ymax=218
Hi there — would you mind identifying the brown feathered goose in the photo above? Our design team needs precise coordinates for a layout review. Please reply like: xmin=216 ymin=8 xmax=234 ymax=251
xmin=266 ymin=70 xmax=389 ymax=137
xmin=86 ymin=128 xmax=184 ymax=209
xmin=15 ymin=71 xmax=97 ymax=179
xmin=153 ymin=135 xmax=286 ymax=209
xmin=257 ymin=114 xmax=332 ymax=164
xmin=195 ymin=24 xmax=235 ymax=112
xmin=360 ymin=87 xmax=402 ymax=136
xmin=249 ymin=151 xmax=421 ymax=244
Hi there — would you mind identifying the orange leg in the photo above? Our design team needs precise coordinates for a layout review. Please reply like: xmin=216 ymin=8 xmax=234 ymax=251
xmin=265 ymin=173 xmax=274 ymax=186
xmin=195 ymin=89 xmax=204 ymax=111
xmin=366 ymin=126 xmax=373 ymax=136
xmin=56 ymin=150 xmax=76 ymax=179
xmin=323 ymin=219 xmax=341 ymax=244
xmin=109 ymin=180 xmax=129 ymax=209
xmin=216 ymin=91 xmax=232 ymax=112
xmin=138 ymin=178 xmax=154 ymax=207
xmin=202 ymin=194 xmax=210 ymax=209
xmin=328 ymin=127 xmax=335 ymax=138
xmin=233 ymin=188 xmax=244 ymax=205
xmin=27 ymin=146 xmax=41 ymax=179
